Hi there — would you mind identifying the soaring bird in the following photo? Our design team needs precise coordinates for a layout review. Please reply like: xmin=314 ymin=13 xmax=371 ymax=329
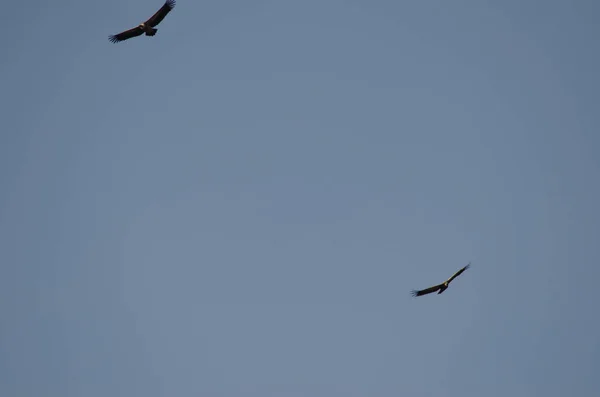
xmin=411 ymin=263 xmax=471 ymax=297
xmin=109 ymin=0 xmax=176 ymax=43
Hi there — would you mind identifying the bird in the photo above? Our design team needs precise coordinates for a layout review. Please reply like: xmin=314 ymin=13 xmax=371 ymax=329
xmin=109 ymin=0 xmax=176 ymax=43
xmin=410 ymin=263 xmax=471 ymax=297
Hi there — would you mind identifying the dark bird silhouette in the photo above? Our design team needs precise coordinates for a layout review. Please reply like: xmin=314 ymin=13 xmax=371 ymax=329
xmin=109 ymin=0 xmax=176 ymax=43
xmin=411 ymin=263 xmax=471 ymax=297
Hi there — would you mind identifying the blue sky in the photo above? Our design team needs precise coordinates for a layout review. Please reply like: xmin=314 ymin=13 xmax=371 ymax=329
xmin=1 ymin=0 xmax=599 ymax=395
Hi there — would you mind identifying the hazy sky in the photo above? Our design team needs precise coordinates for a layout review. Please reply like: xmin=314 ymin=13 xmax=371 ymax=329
xmin=1 ymin=0 xmax=599 ymax=396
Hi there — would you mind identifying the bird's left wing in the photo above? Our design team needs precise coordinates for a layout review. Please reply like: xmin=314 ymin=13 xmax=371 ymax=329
xmin=109 ymin=26 xmax=145 ymax=43
xmin=411 ymin=283 xmax=442 ymax=297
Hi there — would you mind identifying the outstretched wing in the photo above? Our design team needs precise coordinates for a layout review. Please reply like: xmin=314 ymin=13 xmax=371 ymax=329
xmin=146 ymin=0 xmax=176 ymax=27
xmin=411 ymin=283 xmax=442 ymax=297
xmin=109 ymin=26 xmax=145 ymax=43
xmin=447 ymin=262 xmax=471 ymax=284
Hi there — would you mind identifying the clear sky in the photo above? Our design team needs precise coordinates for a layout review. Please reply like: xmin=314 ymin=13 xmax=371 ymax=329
xmin=1 ymin=0 xmax=599 ymax=396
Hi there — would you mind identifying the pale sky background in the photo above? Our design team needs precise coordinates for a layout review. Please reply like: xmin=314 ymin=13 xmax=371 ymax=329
xmin=1 ymin=0 xmax=599 ymax=396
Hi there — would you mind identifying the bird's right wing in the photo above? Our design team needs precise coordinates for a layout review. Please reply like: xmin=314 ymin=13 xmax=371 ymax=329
xmin=109 ymin=26 xmax=145 ymax=43
xmin=447 ymin=262 xmax=471 ymax=283
xmin=411 ymin=284 xmax=442 ymax=297
xmin=146 ymin=0 xmax=176 ymax=27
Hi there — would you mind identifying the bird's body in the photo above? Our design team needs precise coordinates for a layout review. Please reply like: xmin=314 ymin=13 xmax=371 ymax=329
xmin=109 ymin=0 xmax=175 ymax=43
xmin=141 ymin=23 xmax=158 ymax=36
xmin=411 ymin=263 xmax=471 ymax=297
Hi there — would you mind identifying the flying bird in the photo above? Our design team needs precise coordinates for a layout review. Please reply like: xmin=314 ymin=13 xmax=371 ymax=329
xmin=109 ymin=0 xmax=176 ymax=43
xmin=411 ymin=263 xmax=471 ymax=297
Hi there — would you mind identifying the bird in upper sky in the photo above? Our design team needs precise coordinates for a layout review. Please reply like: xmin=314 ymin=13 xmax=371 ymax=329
xmin=109 ymin=0 xmax=176 ymax=43
xmin=410 ymin=263 xmax=471 ymax=297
